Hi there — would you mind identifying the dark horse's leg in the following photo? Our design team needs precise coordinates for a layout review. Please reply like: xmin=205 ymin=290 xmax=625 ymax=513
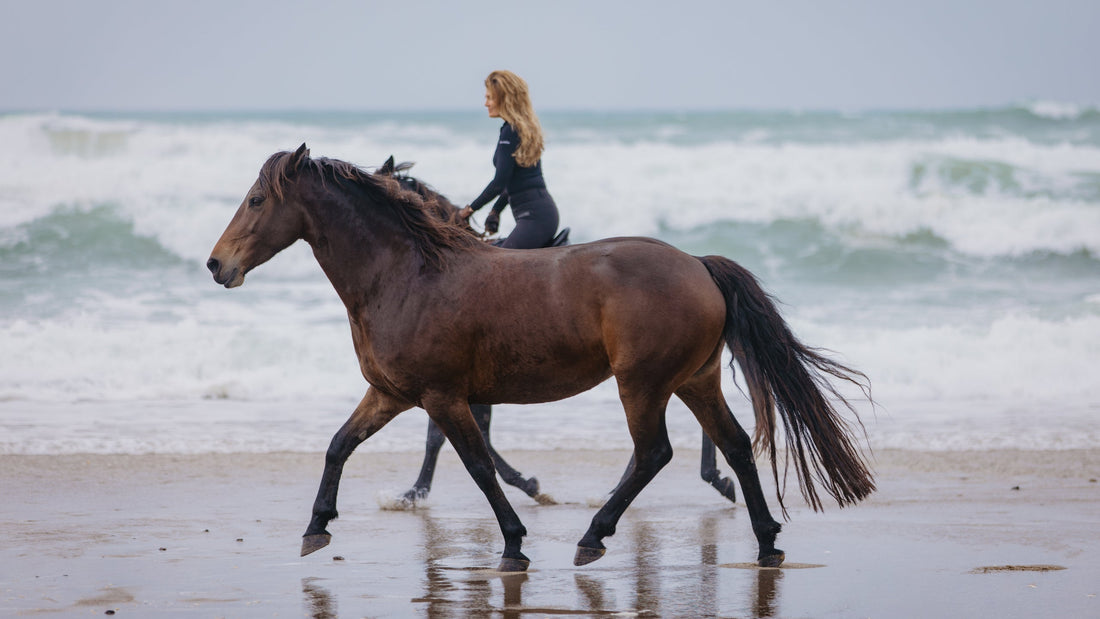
xmin=700 ymin=434 xmax=738 ymax=502
xmin=302 ymin=388 xmax=412 ymax=556
xmin=614 ymin=433 xmax=737 ymax=504
xmin=423 ymin=394 xmax=530 ymax=572
xmin=401 ymin=418 xmax=448 ymax=502
xmin=575 ymin=386 xmax=674 ymax=566
xmin=402 ymin=404 xmax=542 ymax=503
xmin=473 ymin=405 xmax=543 ymax=499
xmin=675 ymin=370 xmax=785 ymax=567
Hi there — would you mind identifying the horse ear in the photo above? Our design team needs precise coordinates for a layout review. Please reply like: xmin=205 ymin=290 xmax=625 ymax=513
xmin=380 ymin=156 xmax=396 ymax=175
xmin=287 ymin=143 xmax=310 ymax=173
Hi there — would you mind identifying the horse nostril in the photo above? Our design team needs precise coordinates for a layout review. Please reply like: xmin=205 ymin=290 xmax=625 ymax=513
xmin=206 ymin=257 xmax=220 ymax=274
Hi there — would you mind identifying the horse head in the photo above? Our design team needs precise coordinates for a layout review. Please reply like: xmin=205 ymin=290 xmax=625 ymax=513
xmin=207 ymin=143 xmax=313 ymax=288
xmin=376 ymin=155 xmax=475 ymax=234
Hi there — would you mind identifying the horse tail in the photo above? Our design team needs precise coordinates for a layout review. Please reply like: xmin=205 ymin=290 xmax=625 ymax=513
xmin=696 ymin=254 xmax=875 ymax=513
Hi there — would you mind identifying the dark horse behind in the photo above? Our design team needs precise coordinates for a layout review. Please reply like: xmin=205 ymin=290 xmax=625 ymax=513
xmin=207 ymin=145 xmax=875 ymax=572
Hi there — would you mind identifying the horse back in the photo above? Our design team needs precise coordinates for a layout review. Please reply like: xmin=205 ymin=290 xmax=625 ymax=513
xmin=467 ymin=238 xmax=728 ymax=392
xmin=554 ymin=237 xmax=728 ymax=363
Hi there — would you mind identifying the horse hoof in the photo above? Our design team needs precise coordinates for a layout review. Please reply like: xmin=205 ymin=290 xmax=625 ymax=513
xmin=523 ymin=477 xmax=541 ymax=497
xmin=574 ymin=545 xmax=607 ymax=566
xmin=533 ymin=493 xmax=558 ymax=506
xmin=712 ymin=477 xmax=738 ymax=503
xmin=758 ymin=550 xmax=785 ymax=568
xmin=497 ymin=556 xmax=531 ymax=572
xmin=301 ymin=534 xmax=332 ymax=557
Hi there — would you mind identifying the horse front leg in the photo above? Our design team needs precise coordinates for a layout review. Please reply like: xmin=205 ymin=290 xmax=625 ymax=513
xmin=700 ymin=433 xmax=737 ymax=504
xmin=424 ymin=395 xmax=530 ymax=572
xmin=302 ymin=388 xmax=412 ymax=556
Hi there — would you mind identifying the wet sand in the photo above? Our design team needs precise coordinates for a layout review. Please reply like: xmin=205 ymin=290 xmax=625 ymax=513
xmin=2 ymin=448 xmax=1098 ymax=617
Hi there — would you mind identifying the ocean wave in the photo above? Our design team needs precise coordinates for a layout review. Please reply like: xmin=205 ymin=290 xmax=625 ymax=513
xmin=541 ymin=138 xmax=1100 ymax=257
xmin=909 ymin=155 xmax=1100 ymax=203
xmin=1021 ymin=100 xmax=1099 ymax=121
xmin=0 ymin=204 xmax=185 ymax=274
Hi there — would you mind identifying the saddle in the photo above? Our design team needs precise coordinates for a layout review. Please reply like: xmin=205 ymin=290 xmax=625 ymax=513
xmin=491 ymin=227 xmax=571 ymax=248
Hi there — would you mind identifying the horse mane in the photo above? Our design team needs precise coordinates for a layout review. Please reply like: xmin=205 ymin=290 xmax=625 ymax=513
xmin=261 ymin=151 xmax=484 ymax=270
xmin=385 ymin=162 xmax=467 ymax=228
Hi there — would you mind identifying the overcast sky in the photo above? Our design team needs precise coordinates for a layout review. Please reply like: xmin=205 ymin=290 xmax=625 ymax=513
xmin=2 ymin=0 xmax=1097 ymax=112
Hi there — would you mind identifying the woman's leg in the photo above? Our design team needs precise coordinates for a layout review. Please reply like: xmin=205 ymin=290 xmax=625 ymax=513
xmin=501 ymin=190 xmax=559 ymax=249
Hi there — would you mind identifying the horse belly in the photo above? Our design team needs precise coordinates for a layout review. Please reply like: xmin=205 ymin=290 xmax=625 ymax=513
xmin=480 ymin=359 xmax=613 ymax=405
xmin=469 ymin=321 xmax=614 ymax=404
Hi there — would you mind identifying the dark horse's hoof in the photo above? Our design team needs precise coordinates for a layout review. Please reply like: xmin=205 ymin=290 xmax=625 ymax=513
xmin=301 ymin=533 xmax=332 ymax=557
xmin=710 ymin=476 xmax=738 ymax=503
xmin=757 ymin=550 xmax=785 ymax=568
xmin=497 ymin=556 xmax=531 ymax=572
xmin=521 ymin=476 xmax=541 ymax=498
xmin=573 ymin=545 xmax=607 ymax=566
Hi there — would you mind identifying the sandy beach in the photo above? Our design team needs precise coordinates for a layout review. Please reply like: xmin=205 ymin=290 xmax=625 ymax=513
xmin=2 ymin=447 xmax=1097 ymax=617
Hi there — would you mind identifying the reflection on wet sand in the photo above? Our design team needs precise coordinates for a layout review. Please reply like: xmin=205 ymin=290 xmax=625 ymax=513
xmin=573 ymin=573 xmax=606 ymax=612
xmin=629 ymin=519 xmax=660 ymax=613
xmin=299 ymin=506 xmax=790 ymax=617
xmin=302 ymin=577 xmax=337 ymax=619
xmin=499 ymin=573 xmax=529 ymax=619
xmin=753 ymin=568 xmax=784 ymax=618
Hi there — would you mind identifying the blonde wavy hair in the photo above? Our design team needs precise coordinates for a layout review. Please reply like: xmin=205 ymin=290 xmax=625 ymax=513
xmin=486 ymin=70 xmax=544 ymax=167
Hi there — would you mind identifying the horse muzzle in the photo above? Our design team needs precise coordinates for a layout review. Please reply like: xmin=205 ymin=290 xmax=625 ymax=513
xmin=207 ymin=256 xmax=245 ymax=288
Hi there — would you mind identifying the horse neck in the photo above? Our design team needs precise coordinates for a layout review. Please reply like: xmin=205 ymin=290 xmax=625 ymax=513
xmin=298 ymin=180 xmax=421 ymax=307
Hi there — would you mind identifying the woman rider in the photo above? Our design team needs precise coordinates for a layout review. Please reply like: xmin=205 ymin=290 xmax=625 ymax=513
xmin=459 ymin=70 xmax=559 ymax=247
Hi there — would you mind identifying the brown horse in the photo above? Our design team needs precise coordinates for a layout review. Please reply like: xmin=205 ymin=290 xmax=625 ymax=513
xmin=207 ymin=144 xmax=875 ymax=572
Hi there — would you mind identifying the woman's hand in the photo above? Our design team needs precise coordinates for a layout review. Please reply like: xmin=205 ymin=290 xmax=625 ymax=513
xmin=484 ymin=211 xmax=500 ymax=234
xmin=459 ymin=206 xmax=474 ymax=219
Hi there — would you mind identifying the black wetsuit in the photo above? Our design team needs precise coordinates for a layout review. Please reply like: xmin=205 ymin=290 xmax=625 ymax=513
xmin=469 ymin=122 xmax=559 ymax=249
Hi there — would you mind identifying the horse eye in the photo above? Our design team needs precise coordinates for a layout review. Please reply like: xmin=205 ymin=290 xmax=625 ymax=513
xmin=248 ymin=195 xmax=265 ymax=208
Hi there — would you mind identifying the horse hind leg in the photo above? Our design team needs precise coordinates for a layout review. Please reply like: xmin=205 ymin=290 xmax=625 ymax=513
xmin=676 ymin=376 xmax=784 ymax=567
xmin=575 ymin=389 xmax=674 ymax=566
xmin=701 ymin=434 xmax=738 ymax=504
xmin=609 ymin=403 xmax=735 ymax=508
xmin=612 ymin=436 xmax=736 ymax=506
